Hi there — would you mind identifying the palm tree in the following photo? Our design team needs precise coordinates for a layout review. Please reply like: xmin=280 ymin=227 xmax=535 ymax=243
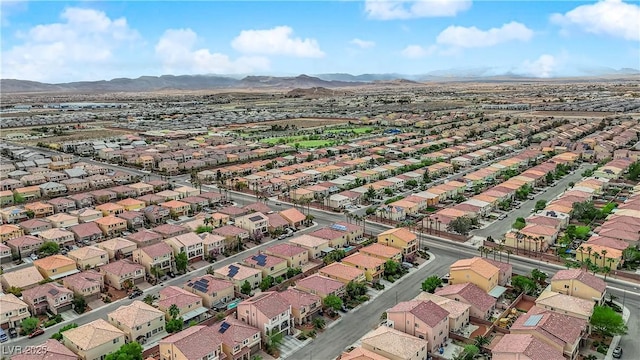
xmin=477 ymin=246 xmax=486 ymax=258
xmin=505 ymin=249 xmax=513 ymax=264
xmin=602 ymin=266 xmax=611 ymax=280
xmin=168 ymin=304 xmax=180 ymax=320
xmin=600 ymin=249 xmax=607 ymax=267
xmin=474 ymin=335 xmax=490 ymax=350
xmin=143 ymin=294 xmax=158 ymax=306
xmin=496 ymin=244 xmax=505 ymax=262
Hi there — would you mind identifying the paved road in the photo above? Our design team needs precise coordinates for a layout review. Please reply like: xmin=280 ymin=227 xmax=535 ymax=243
xmin=473 ymin=163 xmax=595 ymax=239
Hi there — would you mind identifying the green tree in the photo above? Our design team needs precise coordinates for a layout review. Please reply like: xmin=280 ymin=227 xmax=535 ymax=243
xmin=346 ymin=281 xmax=367 ymax=300
xmin=323 ymin=294 xmax=343 ymax=314
xmin=166 ymin=318 xmax=183 ymax=333
xmin=530 ymin=269 xmax=547 ymax=284
xmin=264 ymin=330 xmax=284 ymax=356
xmin=168 ymin=304 xmax=180 ymax=319
xmin=143 ymin=294 xmax=157 ymax=305
xmin=175 ymin=252 xmax=188 ymax=273
xmin=313 ymin=317 xmax=326 ymax=330
xmin=6 ymin=286 xmax=22 ymax=297
xmin=20 ymin=317 xmax=39 ymax=335
xmin=474 ymin=335 xmax=490 ymax=349
xmin=105 ymin=342 xmax=143 ymax=360
xmin=447 ymin=216 xmax=473 ymax=235
xmin=384 ymin=260 xmax=399 ymax=276
xmin=73 ymin=295 xmax=87 ymax=314
xmin=421 ymin=275 xmax=442 ymax=293
xmin=240 ymin=280 xmax=252 ymax=295
xmin=38 ymin=241 xmax=60 ymax=257
xmin=512 ymin=275 xmax=537 ymax=295
xmin=590 ymin=305 xmax=627 ymax=338
xmin=260 ymin=276 xmax=274 ymax=291
xmin=13 ymin=192 xmax=25 ymax=204
xmin=534 ymin=200 xmax=546 ymax=211
xmin=195 ymin=225 xmax=213 ymax=234
xmin=512 ymin=218 xmax=526 ymax=230
xmin=455 ymin=345 xmax=479 ymax=360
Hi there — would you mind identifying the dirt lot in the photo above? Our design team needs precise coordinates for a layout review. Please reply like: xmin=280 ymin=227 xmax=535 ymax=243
xmin=19 ymin=128 xmax=136 ymax=145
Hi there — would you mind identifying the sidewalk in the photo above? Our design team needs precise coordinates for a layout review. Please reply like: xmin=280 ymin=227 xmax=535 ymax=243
xmin=604 ymin=302 xmax=630 ymax=360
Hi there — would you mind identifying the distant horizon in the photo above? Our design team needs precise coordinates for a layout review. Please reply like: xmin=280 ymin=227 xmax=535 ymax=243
xmin=2 ymin=0 xmax=639 ymax=83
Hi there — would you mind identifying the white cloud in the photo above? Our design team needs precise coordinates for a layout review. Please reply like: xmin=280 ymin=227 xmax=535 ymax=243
xmin=365 ymin=0 xmax=472 ymax=20
xmin=401 ymin=44 xmax=436 ymax=59
xmin=155 ymin=28 xmax=270 ymax=75
xmin=1 ymin=7 xmax=140 ymax=82
xmin=520 ymin=54 xmax=557 ymax=78
xmin=550 ymin=0 xmax=640 ymax=41
xmin=436 ymin=21 xmax=533 ymax=48
xmin=350 ymin=38 xmax=376 ymax=49
xmin=231 ymin=26 xmax=324 ymax=57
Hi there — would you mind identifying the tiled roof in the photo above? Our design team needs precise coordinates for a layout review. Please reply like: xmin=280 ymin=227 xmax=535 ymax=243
xmin=492 ymin=334 xmax=564 ymax=360
xmin=360 ymin=243 xmax=402 ymax=259
xmin=63 ymin=270 xmax=103 ymax=291
xmin=241 ymin=291 xmax=291 ymax=318
xmin=413 ymin=292 xmax=470 ymax=318
xmin=378 ymin=227 xmax=416 ymax=242
xmin=551 ymin=269 xmax=606 ymax=293
xmin=6 ymin=235 xmax=42 ymax=247
xmin=64 ymin=319 xmax=124 ymax=350
xmin=0 ymin=293 xmax=28 ymax=312
xmin=68 ymin=246 xmax=108 ymax=260
xmin=22 ymin=282 xmax=73 ymax=302
xmin=289 ymin=234 xmax=329 ymax=248
xmin=158 ymin=286 xmax=201 ymax=310
xmin=217 ymin=316 xmax=260 ymax=347
xmin=98 ymin=237 xmax=136 ymax=251
xmin=185 ymin=274 xmax=234 ymax=294
xmin=11 ymin=339 xmax=77 ymax=360
xmin=343 ymin=253 xmax=386 ymax=269
xmin=361 ymin=326 xmax=427 ymax=360
xmin=340 ymin=346 xmax=391 ymax=360
xmin=100 ymin=259 xmax=144 ymax=276
xmin=243 ymin=253 xmax=286 ymax=268
xmin=435 ymin=283 xmax=496 ymax=312
xmin=535 ymin=290 xmax=594 ymax=317
xmin=279 ymin=207 xmax=306 ymax=223
xmin=109 ymin=300 xmax=164 ymax=328
xmin=168 ymin=232 xmax=202 ymax=247
xmin=139 ymin=242 xmax=172 ymax=258
xmin=296 ymin=274 xmax=344 ymax=295
xmin=160 ymin=325 xmax=223 ymax=359
xmin=319 ymin=262 xmax=365 ymax=281
xmin=69 ymin=222 xmax=103 ymax=238
xmin=511 ymin=307 xmax=587 ymax=347
xmin=215 ymin=263 xmax=261 ymax=280
xmin=279 ymin=288 xmax=320 ymax=309
xmin=266 ymin=243 xmax=308 ymax=257
xmin=388 ymin=300 xmax=449 ymax=327
xmin=33 ymin=254 xmax=75 ymax=270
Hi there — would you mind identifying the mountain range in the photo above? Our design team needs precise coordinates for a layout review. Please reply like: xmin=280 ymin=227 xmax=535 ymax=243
xmin=1 ymin=68 xmax=638 ymax=93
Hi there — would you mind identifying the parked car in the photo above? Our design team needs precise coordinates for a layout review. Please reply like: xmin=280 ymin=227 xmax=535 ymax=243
xmin=0 ymin=329 xmax=8 ymax=343
xmin=30 ymin=253 xmax=38 ymax=260
xmin=28 ymin=328 xmax=44 ymax=338
xmin=167 ymin=271 xmax=176 ymax=278
xmin=128 ymin=289 xmax=143 ymax=299
xmin=613 ymin=346 xmax=623 ymax=358
xmin=8 ymin=328 xmax=17 ymax=339
xmin=498 ymin=214 xmax=507 ymax=220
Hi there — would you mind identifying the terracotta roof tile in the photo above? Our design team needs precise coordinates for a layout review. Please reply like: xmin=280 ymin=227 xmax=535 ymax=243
xmin=551 ymin=269 xmax=606 ymax=293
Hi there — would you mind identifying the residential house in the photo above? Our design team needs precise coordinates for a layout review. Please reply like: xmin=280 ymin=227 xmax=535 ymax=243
xmin=0 ymin=224 xmax=24 ymax=242
xmin=38 ymin=228 xmax=76 ymax=246
xmin=492 ymin=334 xmax=565 ymax=360
xmin=159 ymin=325 xmax=224 ymax=360
xmin=449 ymin=257 xmax=500 ymax=292
xmin=46 ymin=197 xmax=77 ymax=213
xmin=0 ymin=266 xmax=44 ymax=292
xmin=413 ymin=292 xmax=471 ymax=332
xmin=342 ymin=253 xmax=386 ymax=282
xmin=360 ymin=243 xmax=403 ymax=263
xmin=100 ymin=259 xmax=145 ymax=290
xmin=116 ymin=198 xmax=146 ymax=212
xmin=153 ymin=224 xmax=189 ymax=239
xmin=18 ymin=219 xmax=52 ymax=235
xmin=295 ymin=274 xmax=346 ymax=299
xmin=158 ymin=286 xmax=208 ymax=323
xmin=360 ymin=326 xmax=429 ymax=360
xmin=279 ymin=288 xmax=322 ymax=325
xmin=288 ymin=234 xmax=330 ymax=260
xmin=214 ymin=262 xmax=262 ymax=291
xmin=108 ymin=300 xmax=165 ymax=343
xmin=339 ymin=347 xmax=390 ymax=360
xmin=70 ymin=208 xmax=102 ymax=223
xmin=142 ymin=205 xmax=170 ymax=224
xmin=0 ymin=207 xmax=28 ymax=224
xmin=39 ymin=182 xmax=67 ymax=196
xmin=318 ymin=262 xmax=367 ymax=284
xmin=68 ymin=246 xmax=109 ymax=270
xmin=242 ymin=253 xmax=288 ymax=278
xmin=14 ymin=186 xmax=42 ymax=201
xmin=0 ymin=294 xmax=30 ymax=329
xmin=264 ymin=243 xmax=309 ymax=267
xmin=216 ymin=317 xmax=262 ymax=360
xmin=97 ymin=237 xmax=137 ymax=260
xmin=12 ymin=339 xmax=77 ymax=360
xmin=62 ymin=319 xmax=126 ymax=360
xmin=95 ymin=203 xmax=125 ymax=217
xmin=165 ymin=232 xmax=204 ymax=263
xmin=24 ymin=202 xmax=54 ymax=218
xmin=46 ymin=213 xmax=79 ymax=228
xmin=117 ymin=210 xmax=145 ymax=229
xmin=377 ymin=227 xmax=418 ymax=259
xmin=22 ymin=282 xmax=74 ymax=315
xmin=0 ymin=190 xmax=14 ymax=206
xmin=510 ymin=307 xmax=587 ymax=359
xmin=126 ymin=229 xmax=163 ymax=247
xmin=33 ymin=254 xmax=79 ymax=280
xmin=279 ymin=207 xmax=307 ymax=228
xmin=535 ymin=289 xmax=595 ymax=320
xmin=201 ymin=233 xmax=226 ymax=258
xmin=69 ymin=222 xmax=104 ymax=243
xmin=132 ymin=242 xmax=174 ymax=275
xmin=183 ymin=274 xmax=235 ymax=309
xmin=435 ymin=283 xmax=496 ymax=320
xmin=550 ymin=269 xmax=606 ymax=304
xmin=94 ymin=216 xmax=127 ymax=237
xmin=212 ymin=225 xmax=250 ymax=247
xmin=6 ymin=235 xmax=43 ymax=257
xmin=63 ymin=270 xmax=104 ymax=301
xmin=237 ymin=291 xmax=292 ymax=337
xmin=386 ymin=300 xmax=450 ymax=353
xmin=235 ymin=212 xmax=270 ymax=236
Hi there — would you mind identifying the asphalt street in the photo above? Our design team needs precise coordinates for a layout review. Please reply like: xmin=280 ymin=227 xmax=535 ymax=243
xmin=474 ymin=163 xmax=596 ymax=238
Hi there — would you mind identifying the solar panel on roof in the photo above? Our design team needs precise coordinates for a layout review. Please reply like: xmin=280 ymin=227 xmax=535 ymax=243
xmin=200 ymin=278 xmax=209 ymax=284
xmin=523 ymin=314 xmax=543 ymax=327
xmin=228 ymin=265 xmax=239 ymax=277
xmin=252 ymin=254 xmax=267 ymax=266
xmin=249 ymin=215 xmax=263 ymax=222
xmin=330 ymin=224 xmax=347 ymax=231
xmin=219 ymin=322 xmax=231 ymax=333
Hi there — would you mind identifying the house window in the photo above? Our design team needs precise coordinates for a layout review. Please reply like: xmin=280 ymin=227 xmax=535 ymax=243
xmin=113 ymin=338 xmax=119 ymax=344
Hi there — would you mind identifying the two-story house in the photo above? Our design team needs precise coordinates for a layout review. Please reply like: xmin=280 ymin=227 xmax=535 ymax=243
xmin=63 ymin=270 xmax=105 ymax=301
xmin=0 ymin=293 xmax=30 ymax=329
xmin=159 ymin=325 xmax=224 ymax=360
xmin=264 ymin=243 xmax=308 ymax=268
xmin=67 ymin=246 xmax=109 ymax=270
xmin=242 ymin=253 xmax=288 ymax=279
xmin=342 ymin=253 xmax=386 ymax=282
xmin=214 ymin=263 xmax=262 ymax=292
xmin=435 ymin=283 xmax=496 ymax=320
xmin=33 ymin=254 xmax=79 ymax=280
xmin=94 ymin=216 xmax=127 ymax=237
xmin=387 ymin=300 xmax=450 ymax=353
xmin=69 ymin=222 xmax=104 ymax=243
xmin=158 ymin=286 xmax=208 ymax=324
xmin=377 ymin=227 xmax=418 ymax=259
xmin=132 ymin=242 xmax=174 ymax=275
xmin=22 ymin=282 xmax=74 ymax=315
xmin=235 ymin=212 xmax=270 ymax=235
xmin=100 ymin=259 xmax=146 ymax=290
xmin=97 ymin=237 xmax=137 ymax=260
xmin=183 ymin=274 xmax=235 ymax=309
xmin=6 ymin=235 xmax=43 ymax=257
xmin=279 ymin=288 xmax=322 ymax=325
xmin=360 ymin=326 xmax=428 ymax=360
xmin=108 ymin=300 xmax=165 ymax=343
xmin=164 ymin=232 xmax=204 ymax=263
xmin=237 ymin=291 xmax=292 ymax=337
xmin=550 ymin=269 xmax=607 ymax=304
xmin=63 ymin=319 xmax=126 ymax=360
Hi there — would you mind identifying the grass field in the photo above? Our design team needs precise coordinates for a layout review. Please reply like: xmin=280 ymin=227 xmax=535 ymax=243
xmin=260 ymin=135 xmax=307 ymax=145
xmin=295 ymin=140 xmax=335 ymax=148
xmin=324 ymin=126 xmax=374 ymax=134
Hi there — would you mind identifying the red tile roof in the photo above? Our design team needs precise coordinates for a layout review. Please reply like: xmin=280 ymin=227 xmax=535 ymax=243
xmin=266 ymin=243 xmax=308 ymax=257
xmin=159 ymin=325 xmax=222 ymax=359
xmin=388 ymin=300 xmax=449 ymax=327
xmin=279 ymin=288 xmax=321 ymax=310
xmin=551 ymin=269 xmax=606 ymax=293
xmin=511 ymin=307 xmax=587 ymax=347
xmin=435 ymin=283 xmax=496 ymax=312
xmin=493 ymin=334 xmax=564 ymax=360
xmin=241 ymin=291 xmax=291 ymax=318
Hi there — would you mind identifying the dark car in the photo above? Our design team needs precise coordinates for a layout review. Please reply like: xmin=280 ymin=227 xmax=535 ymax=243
xmin=128 ymin=289 xmax=143 ymax=299
xmin=8 ymin=328 xmax=17 ymax=338
xmin=28 ymin=328 xmax=44 ymax=338
xmin=613 ymin=346 xmax=623 ymax=358
xmin=167 ymin=271 xmax=176 ymax=278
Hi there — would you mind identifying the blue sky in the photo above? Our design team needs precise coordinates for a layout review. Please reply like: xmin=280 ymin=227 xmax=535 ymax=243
xmin=1 ymin=0 xmax=639 ymax=82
